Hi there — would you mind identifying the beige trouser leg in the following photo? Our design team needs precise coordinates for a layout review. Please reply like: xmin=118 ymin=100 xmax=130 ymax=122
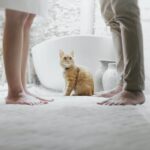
xmin=100 ymin=0 xmax=145 ymax=91
xmin=100 ymin=0 xmax=124 ymax=85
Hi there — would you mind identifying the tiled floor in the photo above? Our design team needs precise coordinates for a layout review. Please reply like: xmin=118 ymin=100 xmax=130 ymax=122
xmin=0 ymin=85 xmax=150 ymax=150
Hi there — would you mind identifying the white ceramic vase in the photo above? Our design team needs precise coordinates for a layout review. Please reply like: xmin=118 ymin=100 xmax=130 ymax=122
xmin=102 ymin=63 xmax=120 ymax=91
xmin=94 ymin=60 xmax=114 ymax=92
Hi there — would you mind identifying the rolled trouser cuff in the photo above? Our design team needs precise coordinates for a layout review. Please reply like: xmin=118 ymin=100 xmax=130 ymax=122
xmin=124 ymin=82 xmax=145 ymax=91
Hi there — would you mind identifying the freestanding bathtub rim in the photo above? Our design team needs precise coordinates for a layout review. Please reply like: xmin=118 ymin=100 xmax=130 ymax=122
xmin=31 ymin=34 xmax=112 ymax=54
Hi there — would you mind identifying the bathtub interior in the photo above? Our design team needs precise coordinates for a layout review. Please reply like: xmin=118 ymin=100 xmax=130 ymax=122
xmin=32 ymin=35 xmax=116 ymax=92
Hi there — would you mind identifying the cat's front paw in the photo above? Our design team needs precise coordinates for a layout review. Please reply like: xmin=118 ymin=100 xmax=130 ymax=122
xmin=71 ymin=94 xmax=77 ymax=96
xmin=64 ymin=93 xmax=71 ymax=96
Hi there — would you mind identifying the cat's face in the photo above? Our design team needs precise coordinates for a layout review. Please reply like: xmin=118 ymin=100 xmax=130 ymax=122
xmin=59 ymin=50 xmax=75 ymax=69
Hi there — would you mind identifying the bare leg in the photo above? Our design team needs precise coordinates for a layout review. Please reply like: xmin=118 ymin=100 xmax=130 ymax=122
xmin=21 ymin=14 xmax=35 ymax=91
xmin=21 ymin=14 xmax=53 ymax=102
xmin=3 ymin=10 xmax=46 ymax=105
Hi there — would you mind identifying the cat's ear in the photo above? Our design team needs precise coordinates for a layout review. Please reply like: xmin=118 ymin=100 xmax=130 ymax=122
xmin=71 ymin=51 xmax=74 ymax=57
xmin=59 ymin=49 xmax=64 ymax=57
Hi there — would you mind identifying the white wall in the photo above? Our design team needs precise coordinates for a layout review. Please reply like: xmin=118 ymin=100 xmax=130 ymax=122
xmin=30 ymin=0 xmax=81 ymax=46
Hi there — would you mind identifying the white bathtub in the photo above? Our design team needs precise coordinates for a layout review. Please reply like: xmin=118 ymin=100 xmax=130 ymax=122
xmin=31 ymin=35 xmax=116 ymax=91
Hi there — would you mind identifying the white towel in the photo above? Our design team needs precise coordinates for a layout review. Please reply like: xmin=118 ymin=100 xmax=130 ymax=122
xmin=0 ymin=0 xmax=48 ymax=17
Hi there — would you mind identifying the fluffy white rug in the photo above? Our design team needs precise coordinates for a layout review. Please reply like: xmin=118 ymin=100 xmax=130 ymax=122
xmin=0 ymin=86 xmax=150 ymax=150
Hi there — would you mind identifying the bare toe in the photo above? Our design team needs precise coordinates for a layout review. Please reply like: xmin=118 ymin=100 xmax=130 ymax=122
xmin=97 ymin=99 xmax=111 ymax=105
xmin=25 ymin=90 xmax=54 ymax=102
xmin=104 ymin=102 xmax=111 ymax=105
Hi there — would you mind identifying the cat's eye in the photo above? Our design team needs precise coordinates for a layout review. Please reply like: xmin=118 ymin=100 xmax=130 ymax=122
xmin=69 ymin=57 xmax=72 ymax=60
xmin=64 ymin=57 xmax=67 ymax=60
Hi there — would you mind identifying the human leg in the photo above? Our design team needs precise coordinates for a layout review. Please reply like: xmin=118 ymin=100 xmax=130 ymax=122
xmin=3 ymin=10 xmax=46 ymax=105
xmin=98 ymin=0 xmax=145 ymax=105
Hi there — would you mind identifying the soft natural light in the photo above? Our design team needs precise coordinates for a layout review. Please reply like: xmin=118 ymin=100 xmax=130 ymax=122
xmin=0 ymin=1 xmax=150 ymax=150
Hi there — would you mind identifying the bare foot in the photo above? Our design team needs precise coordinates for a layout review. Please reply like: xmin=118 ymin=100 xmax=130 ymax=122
xmin=6 ymin=92 xmax=48 ymax=105
xmin=97 ymin=90 xmax=145 ymax=106
xmin=25 ymin=90 xmax=54 ymax=102
xmin=96 ymin=85 xmax=123 ymax=98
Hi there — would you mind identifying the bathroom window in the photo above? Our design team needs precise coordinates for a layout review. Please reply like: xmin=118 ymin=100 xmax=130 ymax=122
xmin=30 ymin=0 xmax=109 ymax=47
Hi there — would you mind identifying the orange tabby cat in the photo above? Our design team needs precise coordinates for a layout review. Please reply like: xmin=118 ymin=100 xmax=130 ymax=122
xmin=59 ymin=50 xmax=94 ymax=96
